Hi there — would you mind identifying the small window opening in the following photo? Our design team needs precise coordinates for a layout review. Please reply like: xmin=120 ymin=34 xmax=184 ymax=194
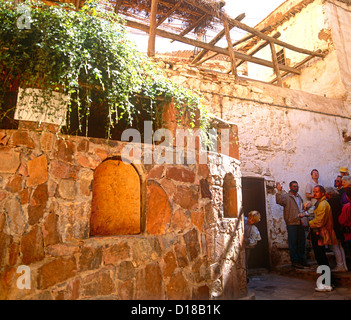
xmin=276 ymin=49 xmax=286 ymax=66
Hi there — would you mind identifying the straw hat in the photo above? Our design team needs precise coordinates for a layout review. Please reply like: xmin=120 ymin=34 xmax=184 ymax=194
xmin=340 ymin=166 xmax=349 ymax=173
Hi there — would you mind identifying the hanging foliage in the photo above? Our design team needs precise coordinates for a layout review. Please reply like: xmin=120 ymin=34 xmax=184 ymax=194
xmin=0 ymin=0 xmax=211 ymax=138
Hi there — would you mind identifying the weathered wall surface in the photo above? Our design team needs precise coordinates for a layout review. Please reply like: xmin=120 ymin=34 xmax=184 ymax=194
xmin=249 ymin=0 xmax=347 ymax=100
xmin=164 ymin=64 xmax=351 ymax=266
xmin=326 ymin=0 xmax=351 ymax=103
xmin=0 ymin=122 xmax=245 ymax=300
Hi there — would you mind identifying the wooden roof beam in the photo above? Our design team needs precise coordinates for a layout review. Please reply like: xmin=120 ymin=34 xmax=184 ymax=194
xmin=170 ymin=13 xmax=209 ymax=43
xmin=270 ymin=49 xmax=322 ymax=84
xmin=183 ymin=0 xmax=324 ymax=58
xmin=156 ymin=0 xmax=183 ymax=27
xmin=194 ymin=25 xmax=273 ymax=66
xmin=191 ymin=12 xmax=245 ymax=65
xmin=114 ymin=0 xmax=123 ymax=13
xmin=225 ymin=17 xmax=324 ymax=58
xmin=225 ymin=32 xmax=281 ymax=73
xmin=125 ymin=19 xmax=301 ymax=75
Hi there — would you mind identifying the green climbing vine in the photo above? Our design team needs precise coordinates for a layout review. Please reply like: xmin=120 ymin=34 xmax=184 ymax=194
xmin=0 ymin=0 xmax=211 ymax=138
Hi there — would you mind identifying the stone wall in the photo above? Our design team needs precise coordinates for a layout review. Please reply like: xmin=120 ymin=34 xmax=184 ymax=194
xmin=0 ymin=122 xmax=245 ymax=300
xmin=162 ymin=62 xmax=351 ymax=266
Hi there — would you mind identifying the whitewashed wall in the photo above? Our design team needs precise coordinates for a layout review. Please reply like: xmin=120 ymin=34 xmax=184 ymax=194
xmin=162 ymin=62 xmax=351 ymax=265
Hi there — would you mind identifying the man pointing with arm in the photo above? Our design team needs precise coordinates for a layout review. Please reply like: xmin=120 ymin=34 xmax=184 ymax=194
xmin=276 ymin=181 xmax=307 ymax=269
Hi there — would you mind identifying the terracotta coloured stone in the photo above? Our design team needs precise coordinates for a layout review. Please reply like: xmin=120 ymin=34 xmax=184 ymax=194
xmin=191 ymin=210 xmax=204 ymax=232
xmin=8 ymin=242 xmax=19 ymax=266
xmin=147 ymin=165 xmax=164 ymax=179
xmin=0 ymin=190 xmax=7 ymax=201
xmin=146 ymin=181 xmax=172 ymax=235
xmin=170 ymin=208 xmax=188 ymax=232
xmin=183 ymin=228 xmax=200 ymax=262
xmin=58 ymin=179 xmax=76 ymax=200
xmin=118 ymin=261 xmax=135 ymax=281
xmin=5 ymin=175 xmax=23 ymax=193
xmin=56 ymin=139 xmax=74 ymax=163
xmin=118 ymin=280 xmax=134 ymax=300
xmin=0 ymin=231 xmax=12 ymax=266
xmin=40 ymin=131 xmax=54 ymax=152
xmin=174 ymin=185 xmax=198 ymax=210
xmin=200 ymin=179 xmax=211 ymax=198
xmin=174 ymin=244 xmax=189 ymax=268
xmin=28 ymin=184 xmax=48 ymax=225
xmin=4 ymin=198 xmax=25 ymax=235
xmin=82 ymin=269 xmax=115 ymax=297
xmin=79 ymin=247 xmax=102 ymax=272
xmin=166 ymin=272 xmax=190 ymax=300
xmin=135 ymin=263 xmax=164 ymax=300
xmin=18 ymin=163 xmax=28 ymax=177
xmin=162 ymin=250 xmax=177 ymax=277
xmin=50 ymin=160 xmax=80 ymax=180
xmin=42 ymin=211 xmax=60 ymax=247
xmin=21 ymin=225 xmax=44 ymax=265
xmin=90 ymin=160 xmax=141 ymax=236
xmin=0 ymin=148 xmax=20 ymax=173
xmin=165 ymin=166 xmax=195 ymax=183
xmin=103 ymin=242 xmax=130 ymax=265
xmin=37 ymin=256 xmax=77 ymax=290
xmin=192 ymin=285 xmax=210 ymax=300
xmin=9 ymin=130 xmax=35 ymax=149
xmin=27 ymin=155 xmax=48 ymax=187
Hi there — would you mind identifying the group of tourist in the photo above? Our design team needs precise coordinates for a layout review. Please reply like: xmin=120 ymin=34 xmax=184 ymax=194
xmin=275 ymin=166 xmax=351 ymax=272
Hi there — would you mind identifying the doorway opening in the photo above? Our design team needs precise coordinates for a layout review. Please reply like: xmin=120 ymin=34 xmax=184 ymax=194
xmin=242 ymin=177 xmax=270 ymax=269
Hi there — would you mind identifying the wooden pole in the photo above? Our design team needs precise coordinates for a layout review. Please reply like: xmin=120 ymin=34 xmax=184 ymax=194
xmin=191 ymin=13 xmax=245 ymax=65
xmin=269 ymin=41 xmax=283 ymax=87
xmin=148 ymin=0 xmax=158 ymax=57
xmin=125 ymin=19 xmax=301 ymax=75
xmin=223 ymin=18 xmax=238 ymax=83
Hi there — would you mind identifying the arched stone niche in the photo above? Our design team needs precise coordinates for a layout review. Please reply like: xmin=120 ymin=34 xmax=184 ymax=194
xmin=90 ymin=159 xmax=141 ymax=236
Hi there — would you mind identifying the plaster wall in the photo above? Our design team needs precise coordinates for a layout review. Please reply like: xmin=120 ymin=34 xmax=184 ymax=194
xmin=248 ymin=0 xmax=347 ymax=100
xmin=163 ymin=64 xmax=351 ymax=266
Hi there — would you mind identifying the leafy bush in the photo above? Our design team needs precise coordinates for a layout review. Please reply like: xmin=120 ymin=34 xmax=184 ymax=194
xmin=0 ymin=0 xmax=210 ymax=137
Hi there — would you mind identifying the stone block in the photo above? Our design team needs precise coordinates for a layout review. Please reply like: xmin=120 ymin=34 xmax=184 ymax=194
xmin=79 ymin=246 xmax=102 ymax=272
xmin=162 ymin=251 xmax=177 ymax=278
xmin=118 ymin=261 xmax=135 ymax=281
xmin=103 ymin=242 xmax=130 ymax=265
xmin=5 ymin=175 xmax=23 ymax=193
xmin=190 ymin=210 xmax=204 ymax=232
xmin=37 ymin=256 xmax=77 ymax=290
xmin=27 ymin=155 xmax=48 ymax=187
xmin=174 ymin=244 xmax=189 ymax=268
xmin=146 ymin=181 xmax=172 ymax=235
xmin=183 ymin=228 xmax=200 ymax=262
xmin=166 ymin=166 xmax=195 ymax=183
xmin=174 ymin=185 xmax=199 ymax=210
xmin=0 ymin=148 xmax=20 ymax=173
xmin=42 ymin=211 xmax=60 ymax=247
xmin=135 ymin=263 xmax=164 ymax=300
xmin=21 ymin=225 xmax=44 ymax=265
xmin=40 ymin=131 xmax=55 ymax=152
xmin=166 ymin=272 xmax=190 ymax=300
xmin=118 ymin=280 xmax=134 ymax=300
xmin=56 ymin=139 xmax=74 ymax=163
xmin=58 ymin=179 xmax=76 ymax=200
xmin=50 ymin=160 xmax=80 ymax=180
xmin=200 ymin=179 xmax=211 ymax=198
xmin=9 ymin=130 xmax=35 ymax=149
xmin=170 ymin=208 xmax=188 ymax=232
xmin=4 ymin=198 xmax=26 ymax=236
